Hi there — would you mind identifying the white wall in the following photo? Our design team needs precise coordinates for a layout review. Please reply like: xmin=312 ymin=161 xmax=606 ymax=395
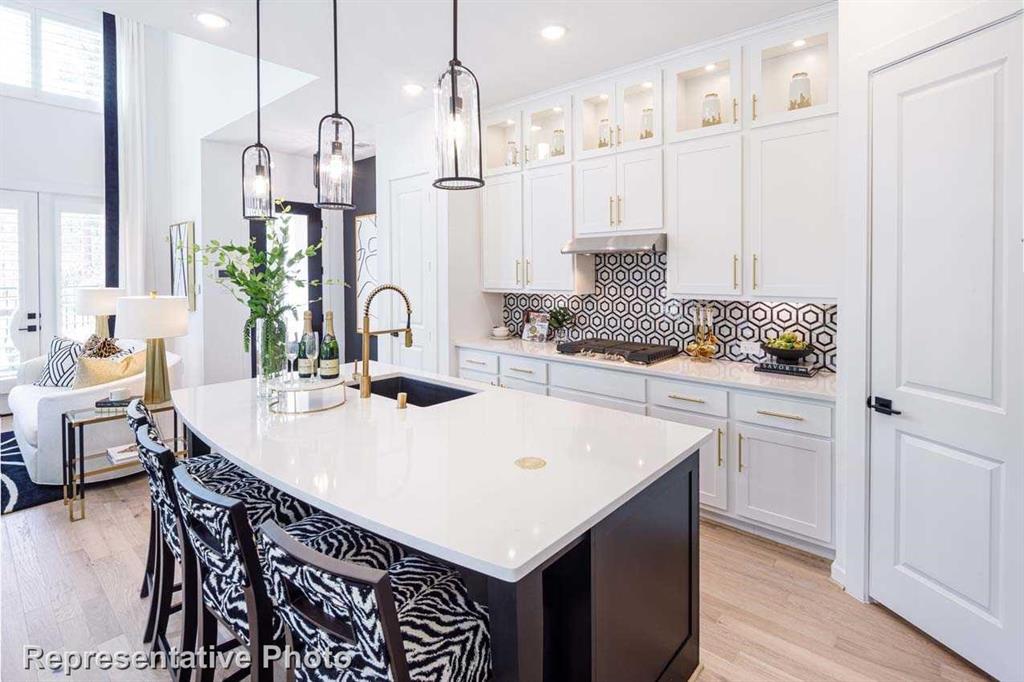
xmin=834 ymin=0 xmax=1014 ymax=600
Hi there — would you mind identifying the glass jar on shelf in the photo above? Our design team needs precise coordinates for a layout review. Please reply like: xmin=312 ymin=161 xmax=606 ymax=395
xmin=551 ymin=128 xmax=565 ymax=156
xmin=504 ymin=140 xmax=518 ymax=167
xmin=789 ymin=72 xmax=812 ymax=110
xmin=597 ymin=118 xmax=611 ymax=148
xmin=640 ymin=107 xmax=654 ymax=139
xmin=702 ymin=93 xmax=722 ymax=127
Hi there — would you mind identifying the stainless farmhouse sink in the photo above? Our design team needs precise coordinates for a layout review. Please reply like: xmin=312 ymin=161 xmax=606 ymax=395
xmin=352 ymin=375 xmax=475 ymax=407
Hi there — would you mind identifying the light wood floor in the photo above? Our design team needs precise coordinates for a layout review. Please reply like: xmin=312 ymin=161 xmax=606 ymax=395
xmin=0 ymin=473 xmax=990 ymax=682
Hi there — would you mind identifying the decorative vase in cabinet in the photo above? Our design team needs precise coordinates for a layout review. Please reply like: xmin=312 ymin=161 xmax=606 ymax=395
xmin=702 ymin=93 xmax=722 ymax=127
xmin=789 ymin=72 xmax=812 ymax=111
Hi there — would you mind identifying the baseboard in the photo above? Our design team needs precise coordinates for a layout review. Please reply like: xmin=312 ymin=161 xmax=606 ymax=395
xmin=700 ymin=509 xmax=835 ymax=560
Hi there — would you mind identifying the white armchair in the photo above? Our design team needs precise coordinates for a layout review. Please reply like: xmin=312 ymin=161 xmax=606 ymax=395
xmin=7 ymin=343 xmax=182 ymax=485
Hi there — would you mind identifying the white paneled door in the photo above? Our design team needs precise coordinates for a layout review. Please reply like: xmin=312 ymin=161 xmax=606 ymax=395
xmin=868 ymin=16 xmax=1022 ymax=681
xmin=480 ymin=174 xmax=523 ymax=290
xmin=523 ymin=164 xmax=573 ymax=292
xmin=0 ymin=189 xmax=40 ymax=377
xmin=388 ymin=173 xmax=437 ymax=372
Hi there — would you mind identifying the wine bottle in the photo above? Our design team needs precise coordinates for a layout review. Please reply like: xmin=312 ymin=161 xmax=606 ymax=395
xmin=297 ymin=311 xmax=313 ymax=378
xmin=320 ymin=311 xmax=340 ymax=379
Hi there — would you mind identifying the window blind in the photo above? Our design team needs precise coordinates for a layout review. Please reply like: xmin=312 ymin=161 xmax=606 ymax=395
xmin=0 ymin=5 xmax=32 ymax=88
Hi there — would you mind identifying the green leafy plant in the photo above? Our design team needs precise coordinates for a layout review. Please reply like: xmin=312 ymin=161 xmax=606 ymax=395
xmin=193 ymin=201 xmax=327 ymax=351
xmin=548 ymin=306 xmax=574 ymax=331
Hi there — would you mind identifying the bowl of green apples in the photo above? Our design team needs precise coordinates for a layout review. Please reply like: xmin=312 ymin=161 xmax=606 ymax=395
xmin=761 ymin=331 xmax=815 ymax=365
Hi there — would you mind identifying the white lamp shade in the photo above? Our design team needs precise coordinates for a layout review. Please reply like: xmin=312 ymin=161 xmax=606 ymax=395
xmin=115 ymin=296 xmax=189 ymax=339
xmin=75 ymin=287 xmax=125 ymax=316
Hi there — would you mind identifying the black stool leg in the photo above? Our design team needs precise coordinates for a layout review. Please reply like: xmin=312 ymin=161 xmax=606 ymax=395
xmin=176 ymin=548 xmax=199 ymax=682
xmin=150 ymin=542 xmax=175 ymax=654
xmin=197 ymin=603 xmax=218 ymax=682
xmin=142 ymin=533 xmax=165 ymax=644
xmin=141 ymin=505 xmax=157 ymax=598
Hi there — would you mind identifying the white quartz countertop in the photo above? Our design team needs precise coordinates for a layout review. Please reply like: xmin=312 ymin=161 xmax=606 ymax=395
xmin=172 ymin=362 xmax=711 ymax=582
xmin=456 ymin=338 xmax=836 ymax=402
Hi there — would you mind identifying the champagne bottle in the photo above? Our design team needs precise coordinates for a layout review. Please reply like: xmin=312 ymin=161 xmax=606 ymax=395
xmin=297 ymin=311 xmax=313 ymax=378
xmin=320 ymin=311 xmax=340 ymax=379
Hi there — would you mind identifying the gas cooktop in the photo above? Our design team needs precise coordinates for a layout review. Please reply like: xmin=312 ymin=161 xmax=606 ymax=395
xmin=555 ymin=338 xmax=682 ymax=365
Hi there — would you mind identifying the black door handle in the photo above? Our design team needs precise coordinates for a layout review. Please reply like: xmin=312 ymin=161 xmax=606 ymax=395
xmin=18 ymin=325 xmax=38 ymax=332
xmin=867 ymin=396 xmax=902 ymax=415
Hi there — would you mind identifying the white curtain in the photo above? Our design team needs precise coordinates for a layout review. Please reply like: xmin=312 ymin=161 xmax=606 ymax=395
xmin=115 ymin=16 xmax=147 ymax=296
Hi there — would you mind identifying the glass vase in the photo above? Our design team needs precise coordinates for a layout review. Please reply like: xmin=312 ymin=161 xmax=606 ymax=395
xmin=255 ymin=316 xmax=287 ymax=399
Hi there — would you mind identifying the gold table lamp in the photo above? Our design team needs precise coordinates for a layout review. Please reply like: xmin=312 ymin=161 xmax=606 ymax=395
xmin=114 ymin=293 xmax=189 ymax=404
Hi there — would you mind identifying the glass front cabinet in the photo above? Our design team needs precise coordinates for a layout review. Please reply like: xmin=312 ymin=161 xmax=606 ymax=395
xmin=573 ymin=68 xmax=662 ymax=160
xmin=522 ymin=94 xmax=572 ymax=169
xmin=664 ymin=47 xmax=742 ymax=142
xmin=747 ymin=18 xmax=836 ymax=127
xmin=483 ymin=109 xmax=523 ymax=176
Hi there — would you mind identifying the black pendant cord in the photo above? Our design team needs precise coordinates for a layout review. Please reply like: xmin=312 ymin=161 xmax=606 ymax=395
xmin=452 ymin=0 xmax=458 ymax=63
xmin=256 ymin=0 xmax=262 ymax=144
xmin=332 ymin=0 xmax=339 ymax=114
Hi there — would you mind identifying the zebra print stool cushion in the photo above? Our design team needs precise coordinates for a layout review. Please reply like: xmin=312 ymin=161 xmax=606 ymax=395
xmin=281 ymin=512 xmax=407 ymax=571
xmin=261 ymin=534 xmax=491 ymax=682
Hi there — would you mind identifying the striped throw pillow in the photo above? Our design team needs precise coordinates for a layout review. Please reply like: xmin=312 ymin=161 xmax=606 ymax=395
xmin=34 ymin=337 xmax=84 ymax=388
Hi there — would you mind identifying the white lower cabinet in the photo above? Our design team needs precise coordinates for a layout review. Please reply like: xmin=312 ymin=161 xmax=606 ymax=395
xmin=649 ymin=406 xmax=728 ymax=511
xmin=454 ymin=344 xmax=835 ymax=552
xmin=734 ymin=423 xmax=832 ymax=543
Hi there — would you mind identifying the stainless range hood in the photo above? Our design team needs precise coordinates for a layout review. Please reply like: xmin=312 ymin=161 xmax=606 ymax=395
xmin=561 ymin=233 xmax=667 ymax=255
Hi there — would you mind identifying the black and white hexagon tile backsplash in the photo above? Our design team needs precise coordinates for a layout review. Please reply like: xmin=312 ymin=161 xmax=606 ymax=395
xmin=502 ymin=253 xmax=837 ymax=372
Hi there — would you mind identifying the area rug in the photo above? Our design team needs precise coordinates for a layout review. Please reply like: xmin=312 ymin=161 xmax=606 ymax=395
xmin=1 ymin=431 xmax=63 ymax=514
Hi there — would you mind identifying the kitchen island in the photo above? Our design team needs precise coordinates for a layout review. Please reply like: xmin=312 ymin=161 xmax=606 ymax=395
xmin=173 ymin=361 xmax=711 ymax=681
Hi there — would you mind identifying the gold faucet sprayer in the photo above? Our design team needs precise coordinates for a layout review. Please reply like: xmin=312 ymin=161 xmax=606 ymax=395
xmin=360 ymin=284 xmax=413 ymax=398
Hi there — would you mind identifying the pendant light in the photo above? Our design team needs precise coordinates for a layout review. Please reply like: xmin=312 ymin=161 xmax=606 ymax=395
xmin=313 ymin=0 xmax=355 ymax=210
xmin=433 ymin=0 xmax=483 ymax=190
xmin=242 ymin=0 xmax=272 ymax=220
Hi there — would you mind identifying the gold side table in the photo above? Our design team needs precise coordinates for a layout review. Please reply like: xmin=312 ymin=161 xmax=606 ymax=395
xmin=61 ymin=401 xmax=181 ymax=522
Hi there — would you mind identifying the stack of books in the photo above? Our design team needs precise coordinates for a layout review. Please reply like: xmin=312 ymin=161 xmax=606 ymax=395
xmin=106 ymin=444 xmax=139 ymax=465
xmin=94 ymin=396 xmax=137 ymax=415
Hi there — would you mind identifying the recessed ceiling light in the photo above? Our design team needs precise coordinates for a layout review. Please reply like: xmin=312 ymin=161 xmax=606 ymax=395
xmin=540 ymin=25 xmax=567 ymax=41
xmin=599 ymin=93 xmax=609 ymax=101
xmin=641 ymin=81 xmax=654 ymax=89
xmin=505 ymin=119 xmax=516 ymax=126
xmin=530 ymin=125 xmax=542 ymax=132
xmin=552 ymin=106 xmax=562 ymax=113
xmin=705 ymin=63 xmax=716 ymax=72
xmin=194 ymin=12 xmax=230 ymax=29
xmin=792 ymin=38 xmax=806 ymax=48
xmin=402 ymin=83 xmax=424 ymax=96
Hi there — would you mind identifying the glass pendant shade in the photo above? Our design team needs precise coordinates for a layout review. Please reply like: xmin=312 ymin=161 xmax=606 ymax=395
xmin=434 ymin=61 xmax=483 ymax=190
xmin=314 ymin=113 xmax=354 ymax=209
xmin=242 ymin=143 xmax=273 ymax=220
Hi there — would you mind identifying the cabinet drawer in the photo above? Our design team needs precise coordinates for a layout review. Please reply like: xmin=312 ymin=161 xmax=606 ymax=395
xmin=500 ymin=355 xmax=548 ymax=384
xmin=548 ymin=363 xmax=646 ymax=402
xmin=501 ymin=376 xmax=547 ymax=395
xmin=458 ymin=349 xmax=498 ymax=374
xmin=549 ymin=387 xmax=646 ymax=415
xmin=459 ymin=368 xmax=498 ymax=386
xmin=647 ymin=378 xmax=728 ymax=417
xmin=733 ymin=393 xmax=832 ymax=438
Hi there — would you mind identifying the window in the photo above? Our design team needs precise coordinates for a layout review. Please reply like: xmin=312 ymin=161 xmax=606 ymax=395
xmin=0 ymin=208 xmax=21 ymax=373
xmin=0 ymin=3 xmax=102 ymax=106
xmin=58 ymin=209 xmax=105 ymax=340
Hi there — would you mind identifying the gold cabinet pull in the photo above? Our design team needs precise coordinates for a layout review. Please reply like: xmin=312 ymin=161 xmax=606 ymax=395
xmin=515 ymin=259 xmax=521 ymax=285
xmin=732 ymin=97 xmax=738 ymax=123
xmin=609 ymin=196 xmax=614 ymax=226
xmin=752 ymin=254 xmax=759 ymax=289
xmin=752 ymin=94 xmax=758 ymax=121
xmin=668 ymin=394 xmax=705 ymax=404
xmin=738 ymin=433 xmax=744 ymax=472
xmin=509 ymin=367 xmax=534 ymax=374
xmin=617 ymin=195 xmax=623 ymax=224
xmin=757 ymin=409 xmax=805 ymax=421
xmin=616 ymin=125 xmax=623 ymax=146
xmin=716 ymin=428 xmax=724 ymax=467
xmin=465 ymin=359 xmax=486 ymax=366
xmin=526 ymin=259 xmax=532 ymax=285
xmin=732 ymin=254 xmax=739 ymax=290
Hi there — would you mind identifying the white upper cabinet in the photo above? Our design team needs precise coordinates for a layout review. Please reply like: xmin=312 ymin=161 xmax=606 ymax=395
xmin=665 ymin=46 xmax=742 ymax=142
xmin=574 ymin=156 xmax=617 ymax=234
xmin=575 ymin=149 xmax=662 ymax=235
xmin=523 ymin=164 xmax=574 ymax=291
xmin=480 ymin=174 xmax=523 ymax=290
xmin=665 ymin=136 xmax=742 ymax=297
xmin=483 ymin=108 xmax=522 ymax=176
xmin=573 ymin=69 xmax=662 ymax=160
xmin=522 ymin=94 xmax=572 ymax=169
xmin=747 ymin=17 xmax=837 ymax=128
xmin=615 ymin=148 xmax=662 ymax=232
xmin=747 ymin=116 xmax=837 ymax=299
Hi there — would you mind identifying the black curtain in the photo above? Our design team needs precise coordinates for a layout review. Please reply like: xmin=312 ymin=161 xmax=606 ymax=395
xmin=248 ymin=202 xmax=324 ymax=377
xmin=102 ymin=13 xmax=119 ymax=291
xmin=344 ymin=157 xmax=377 ymax=363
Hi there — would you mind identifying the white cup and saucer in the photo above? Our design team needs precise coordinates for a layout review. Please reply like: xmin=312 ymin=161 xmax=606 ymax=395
xmin=490 ymin=325 xmax=512 ymax=340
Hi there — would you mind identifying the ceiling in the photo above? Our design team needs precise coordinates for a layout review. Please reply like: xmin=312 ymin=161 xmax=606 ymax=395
xmin=36 ymin=0 xmax=828 ymax=155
